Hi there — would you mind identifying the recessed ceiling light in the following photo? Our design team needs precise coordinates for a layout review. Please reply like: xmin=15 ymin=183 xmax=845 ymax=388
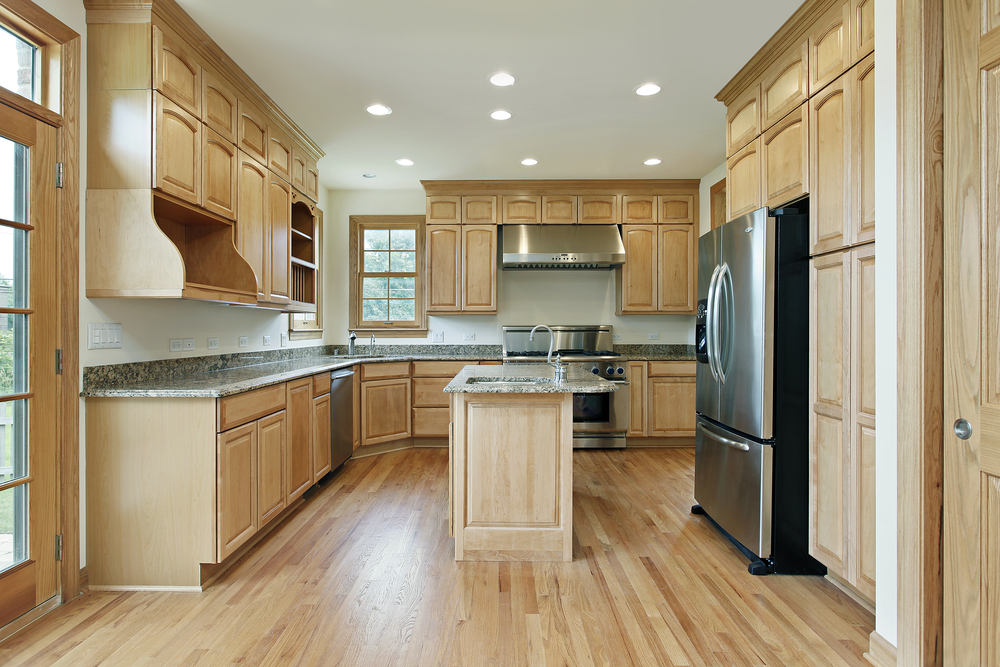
xmin=361 ymin=173 xmax=377 ymax=178
xmin=635 ymin=83 xmax=661 ymax=96
xmin=366 ymin=104 xmax=392 ymax=116
xmin=395 ymin=158 xmax=414 ymax=166
xmin=521 ymin=158 xmax=538 ymax=166
xmin=490 ymin=72 xmax=515 ymax=87
xmin=644 ymin=158 xmax=662 ymax=166
xmin=491 ymin=110 xmax=512 ymax=120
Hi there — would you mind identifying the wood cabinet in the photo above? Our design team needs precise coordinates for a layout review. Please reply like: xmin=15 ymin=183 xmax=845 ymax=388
xmin=809 ymin=1 xmax=850 ymax=95
xmin=852 ymin=54 xmax=875 ymax=245
xmin=360 ymin=363 xmax=412 ymax=447
xmin=618 ymin=210 xmax=697 ymax=315
xmin=809 ymin=73 xmax=851 ymax=254
xmin=761 ymin=39 xmax=809 ymax=131
xmin=237 ymin=99 xmax=268 ymax=166
xmin=659 ymin=195 xmax=696 ymax=225
xmin=267 ymin=174 xmax=292 ymax=304
xmin=809 ymin=243 xmax=875 ymax=602
xmin=761 ymin=103 xmax=808 ymax=209
xmin=154 ymin=92 xmax=201 ymax=205
xmin=267 ymin=124 xmax=294 ymax=184
xmin=726 ymin=138 xmax=761 ymax=221
xmin=502 ymin=195 xmax=542 ymax=224
xmin=657 ymin=225 xmax=697 ymax=312
xmin=153 ymin=25 xmax=201 ymax=118
xmin=626 ymin=361 xmax=648 ymax=437
xmin=580 ymin=196 xmax=619 ymax=224
xmin=289 ymin=192 xmax=319 ymax=309
xmin=237 ymin=151 xmax=268 ymax=301
xmin=622 ymin=195 xmax=657 ymax=224
xmin=426 ymin=196 xmax=461 ymax=225
xmin=257 ymin=410 xmax=287 ymax=529
xmin=850 ymin=0 xmax=875 ymax=64
xmin=426 ymin=225 xmax=462 ymax=312
xmin=425 ymin=224 xmax=496 ymax=314
xmin=462 ymin=196 xmax=497 ymax=225
xmin=412 ymin=361 xmax=474 ymax=438
xmin=542 ymin=195 xmax=578 ymax=224
xmin=217 ymin=422 xmax=257 ymax=561
xmin=286 ymin=378 xmax=313 ymax=504
xmin=202 ymin=68 xmax=238 ymax=144
xmin=647 ymin=362 xmax=696 ymax=437
xmin=462 ymin=226 xmax=497 ymax=312
xmin=618 ymin=225 xmax=657 ymax=312
xmin=202 ymin=128 xmax=238 ymax=220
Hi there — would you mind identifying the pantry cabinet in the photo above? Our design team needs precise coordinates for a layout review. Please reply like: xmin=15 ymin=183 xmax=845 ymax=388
xmin=810 ymin=73 xmax=850 ymax=255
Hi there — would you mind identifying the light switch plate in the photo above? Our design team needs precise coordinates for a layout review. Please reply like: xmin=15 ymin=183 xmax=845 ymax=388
xmin=432 ymin=331 xmax=444 ymax=343
xmin=208 ymin=337 xmax=219 ymax=350
xmin=463 ymin=333 xmax=475 ymax=341
xmin=169 ymin=338 xmax=183 ymax=352
xmin=263 ymin=335 xmax=271 ymax=346
xmin=648 ymin=332 xmax=660 ymax=340
xmin=612 ymin=333 xmax=622 ymax=340
xmin=280 ymin=333 xmax=289 ymax=347
xmin=239 ymin=336 xmax=248 ymax=348
xmin=88 ymin=323 xmax=123 ymax=350
xmin=183 ymin=338 xmax=195 ymax=350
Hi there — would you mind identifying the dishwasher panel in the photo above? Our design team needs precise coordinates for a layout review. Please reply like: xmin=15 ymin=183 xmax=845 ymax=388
xmin=330 ymin=369 xmax=355 ymax=469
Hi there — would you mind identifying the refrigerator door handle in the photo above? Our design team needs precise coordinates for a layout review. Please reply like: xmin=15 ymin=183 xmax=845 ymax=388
xmin=698 ymin=420 xmax=750 ymax=451
xmin=717 ymin=263 xmax=733 ymax=384
xmin=705 ymin=264 xmax=722 ymax=382
xmin=712 ymin=262 xmax=729 ymax=383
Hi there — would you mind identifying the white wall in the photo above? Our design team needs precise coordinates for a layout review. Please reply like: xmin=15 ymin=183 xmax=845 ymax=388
xmin=699 ymin=162 xmax=726 ymax=237
xmin=324 ymin=189 xmax=696 ymax=345
xmin=874 ymin=0 xmax=898 ymax=647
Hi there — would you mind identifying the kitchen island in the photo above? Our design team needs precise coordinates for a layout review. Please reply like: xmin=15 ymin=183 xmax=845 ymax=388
xmin=444 ymin=364 xmax=616 ymax=562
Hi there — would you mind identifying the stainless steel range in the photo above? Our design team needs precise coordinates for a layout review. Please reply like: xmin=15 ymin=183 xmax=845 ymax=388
xmin=502 ymin=325 xmax=627 ymax=448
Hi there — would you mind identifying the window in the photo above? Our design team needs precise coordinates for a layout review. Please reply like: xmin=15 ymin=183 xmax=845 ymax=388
xmin=349 ymin=215 xmax=426 ymax=335
xmin=0 ymin=26 xmax=37 ymax=102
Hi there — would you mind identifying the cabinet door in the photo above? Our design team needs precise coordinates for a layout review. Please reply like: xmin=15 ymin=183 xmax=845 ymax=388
xmin=622 ymin=195 xmax=657 ymax=224
xmin=647 ymin=375 xmax=696 ymax=436
xmin=237 ymin=99 xmax=268 ymax=166
xmin=237 ymin=151 xmax=268 ymax=301
xmin=760 ymin=39 xmax=809 ymax=131
xmin=657 ymin=224 xmax=696 ymax=313
xmin=268 ymin=125 xmax=294 ymax=183
xmin=462 ymin=196 xmax=497 ymax=225
xmin=542 ymin=195 xmax=577 ymax=224
xmin=502 ymin=195 xmax=542 ymax=224
xmin=810 ymin=73 xmax=851 ymax=254
xmin=726 ymin=138 xmax=761 ymax=221
xmin=412 ymin=376 xmax=451 ymax=408
xmin=361 ymin=378 xmax=411 ymax=446
xmin=412 ymin=407 xmax=449 ymax=437
xmin=580 ymin=195 xmax=618 ymax=224
xmin=286 ymin=378 xmax=314 ymax=503
xmin=809 ymin=0 xmax=850 ymax=95
xmin=726 ymin=83 xmax=760 ymax=157
xmin=154 ymin=92 xmax=201 ymax=205
xmin=153 ymin=25 xmax=201 ymax=118
xmin=850 ymin=243 xmax=876 ymax=599
xmin=809 ymin=250 xmax=851 ymax=577
xmin=426 ymin=225 xmax=461 ymax=312
xmin=291 ymin=143 xmax=313 ymax=195
xmin=218 ymin=422 xmax=257 ymax=561
xmin=426 ymin=196 xmax=461 ymax=224
xmin=202 ymin=68 xmax=237 ymax=144
xmin=305 ymin=156 xmax=319 ymax=202
xmin=850 ymin=0 xmax=875 ymax=64
xmin=203 ymin=128 xmax=238 ymax=220
xmin=852 ymin=54 xmax=875 ymax=245
xmin=626 ymin=361 xmax=647 ymax=437
xmin=658 ymin=194 xmax=696 ymax=225
xmin=268 ymin=174 xmax=292 ymax=303
xmin=618 ymin=225 xmax=657 ymax=312
xmin=258 ymin=410 xmax=286 ymax=529
xmin=313 ymin=393 xmax=332 ymax=480
xmin=761 ymin=103 xmax=808 ymax=209
xmin=462 ymin=225 xmax=497 ymax=312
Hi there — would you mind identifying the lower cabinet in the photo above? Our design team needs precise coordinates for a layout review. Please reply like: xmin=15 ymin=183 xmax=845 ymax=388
xmin=624 ymin=361 xmax=696 ymax=439
xmin=257 ymin=410 xmax=287 ymax=529
xmin=412 ymin=361 xmax=477 ymax=438
xmin=360 ymin=362 xmax=412 ymax=446
xmin=217 ymin=421 xmax=259 ymax=561
xmin=285 ymin=378 xmax=314 ymax=503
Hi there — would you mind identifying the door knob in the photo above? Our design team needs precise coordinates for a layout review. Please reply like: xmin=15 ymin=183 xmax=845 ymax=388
xmin=954 ymin=418 xmax=973 ymax=440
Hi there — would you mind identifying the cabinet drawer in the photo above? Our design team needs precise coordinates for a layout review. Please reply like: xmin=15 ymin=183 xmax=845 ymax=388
xmin=648 ymin=361 xmax=697 ymax=377
xmin=360 ymin=362 xmax=411 ymax=380
xmin=412 ymin=407 xmax=449 ymax=437
xmin=412 ymin=377 xmax=452 ymax=407
xmin=412 ymin=360 xmax=476 ymax=377
xmin=312 ymin=372 xmax=331 ymax=397
xmin=218 ymin=383 xmax=287 ymax=432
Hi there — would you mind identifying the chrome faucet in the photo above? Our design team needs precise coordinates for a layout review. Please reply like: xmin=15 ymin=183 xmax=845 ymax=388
xmin=370 ymin=334 xmax=376 ymax=356
xmin=529 ymin=324 xmax=567 ymax=382
xmin=348 ymin=330 xmax=356 ymax=355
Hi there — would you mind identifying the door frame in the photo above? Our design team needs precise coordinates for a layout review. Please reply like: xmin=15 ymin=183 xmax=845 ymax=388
xmin=0 ymin=0 xmax=82 ymax=620
xmin=896 ymin=0 xmax=944 ymax=665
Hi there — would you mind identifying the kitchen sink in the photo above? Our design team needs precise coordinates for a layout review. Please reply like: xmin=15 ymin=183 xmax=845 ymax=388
xmin=465 ymin=377 xmax=551 ymax=386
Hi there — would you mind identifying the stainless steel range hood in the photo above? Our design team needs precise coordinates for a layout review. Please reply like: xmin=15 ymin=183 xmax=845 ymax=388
xmin=502 ymin=225 xmax=626 ymax=269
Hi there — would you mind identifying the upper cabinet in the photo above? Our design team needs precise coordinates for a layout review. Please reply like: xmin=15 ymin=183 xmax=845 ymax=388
xmin=809 ymin=1 xmax=850 ymax=95
xmin=760 ymin=39 xmax=809 ymax=131
xmin=726 ymin=84 xmax=760 ymax=158
xmin=85 ymin=3 xmax=324 ymax=310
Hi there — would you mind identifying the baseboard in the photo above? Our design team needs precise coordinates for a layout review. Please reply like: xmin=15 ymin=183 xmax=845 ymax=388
xmin=351 ymin=439 xmax=414 ymax=458
xmin=864 ymin=631 xmax=897 ymax=667
xmin=88 ymin=585 xmax=202 ymax=593
xmin=625 ymin=436 xmax=695 ymax=448
xmin=412 ymin=437 xmax=447 ymax=448
xmin=824 ymin=573 xmax=875 ymax=613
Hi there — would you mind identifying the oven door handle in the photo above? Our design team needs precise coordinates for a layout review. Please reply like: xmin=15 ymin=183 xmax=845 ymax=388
xmin=607 ymin=380 xmax=629 ymax=385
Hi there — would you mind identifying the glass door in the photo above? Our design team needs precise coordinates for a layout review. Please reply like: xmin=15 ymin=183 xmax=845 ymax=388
xmin=0 ymin=107 xmax=60 ymax=628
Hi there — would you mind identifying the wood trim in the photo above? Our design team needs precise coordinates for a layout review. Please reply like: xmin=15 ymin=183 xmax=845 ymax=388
xmin=0 ymin=86 xmax=63 ymax=128
xmin=709 ymin=177 xmax=726 ymax=230
xmin=864 ymin=631 xmax=898 ymax=667
xmin=0 ymin=0 xmax=78 ymax=45
xmin=897 ymin=0 xmax=945 ymax=665
xmin=58 ymin=34 xmax=81 ymax=605
xmin=716 ymin=0 xmax=840 ymax=105
xmin=421 ymin=179 xmax=701 ymax=197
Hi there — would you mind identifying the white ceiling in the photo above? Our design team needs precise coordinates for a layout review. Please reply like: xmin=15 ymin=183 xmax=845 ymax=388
xmin=175 ymin=0 xmax=802 ymax=191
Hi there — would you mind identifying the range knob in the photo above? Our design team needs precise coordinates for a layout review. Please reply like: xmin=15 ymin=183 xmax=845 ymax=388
xmin=591 ymin=366 xmax=600 ymax=375
xmin=615 ymin=366 xmax=625 ymax=375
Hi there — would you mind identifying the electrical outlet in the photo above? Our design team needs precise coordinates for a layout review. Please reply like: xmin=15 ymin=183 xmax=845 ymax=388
xmin=169 ymin=338 xmax=183 ymax=352
xmin=280 ymin=332 xmax=289 ymax=347
xmin=648 ymin=332 xmax=660 ymax=340
xmin=263 ymin=335 xmax=271 ymax=346
xmin=208 ymin=337 xmax=219 ymax=350
xmin=463 ymin=333 xmax=475 ymax=341
xmin=183 ymin=338 xmax=195 ymax=350
xmin=239 ymin=336 xmax=248 ymax=348
xmin=612 ymin=333 xmax=622 ymax=340
xmin=432 ymin=331 xmax=444 ymax=343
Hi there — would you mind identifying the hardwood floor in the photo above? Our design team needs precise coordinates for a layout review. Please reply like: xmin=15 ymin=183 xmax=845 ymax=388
xmin=0 ymin=448 xmax=874 ymax=666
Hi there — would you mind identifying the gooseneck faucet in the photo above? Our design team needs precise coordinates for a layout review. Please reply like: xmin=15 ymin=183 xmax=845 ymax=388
xmin=529 ymin=324 xmax=567 ymax=382
xmin=349 ymin=330 xmax=356 ymax=355
xmin=370 ymin=333 xmax=376 ymax=356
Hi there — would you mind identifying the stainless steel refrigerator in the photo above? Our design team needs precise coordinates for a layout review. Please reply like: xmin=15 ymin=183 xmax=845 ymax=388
xmin=693 ymin=203 xmax=824 ymax=575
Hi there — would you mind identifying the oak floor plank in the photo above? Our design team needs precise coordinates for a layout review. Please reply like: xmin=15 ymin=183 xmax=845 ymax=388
xmin=0 ymin=448 xmax=874 ymax=666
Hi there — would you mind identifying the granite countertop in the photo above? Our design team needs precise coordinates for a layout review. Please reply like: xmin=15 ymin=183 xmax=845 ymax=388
xmin=81 ymin=354 xmax=499 ymax=399
xmin=444 ymin=363 xmax=617 ymax=394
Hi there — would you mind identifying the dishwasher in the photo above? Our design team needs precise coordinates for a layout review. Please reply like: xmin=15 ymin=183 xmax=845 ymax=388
xmin=330 ymin=369 xmax=355 ymax=470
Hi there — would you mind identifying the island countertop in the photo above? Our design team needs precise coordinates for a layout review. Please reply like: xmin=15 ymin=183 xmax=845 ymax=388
xmin=443 ymin=363 xmax=618 ymax=394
